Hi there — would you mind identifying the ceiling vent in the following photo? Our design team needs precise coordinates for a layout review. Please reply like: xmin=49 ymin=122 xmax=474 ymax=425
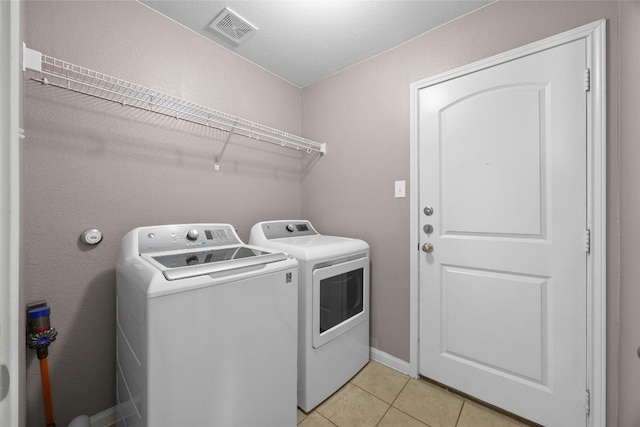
xmin=209 ymin=7 xmax=258 ymax=45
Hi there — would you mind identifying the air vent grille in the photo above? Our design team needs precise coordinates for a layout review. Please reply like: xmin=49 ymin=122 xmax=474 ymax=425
xmin=209 ymin=7 xmax=257 ymax=45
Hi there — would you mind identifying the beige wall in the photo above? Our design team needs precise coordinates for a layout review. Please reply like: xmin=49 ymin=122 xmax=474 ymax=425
xmin=23 ymin=2 xmax=304 ymax=426
xmin=302 ymin=1 xmax=638 ymax=426
xmin=21 ymin=1 xmax=640 ymax=426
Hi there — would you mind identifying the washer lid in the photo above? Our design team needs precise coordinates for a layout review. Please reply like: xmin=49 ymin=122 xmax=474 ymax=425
xmin=144 ymin=246 xmax=288 ymax=280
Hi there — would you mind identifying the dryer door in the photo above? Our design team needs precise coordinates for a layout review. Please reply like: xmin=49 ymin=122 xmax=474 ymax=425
xmin=312 ymin=257 xmax=369 ymax=349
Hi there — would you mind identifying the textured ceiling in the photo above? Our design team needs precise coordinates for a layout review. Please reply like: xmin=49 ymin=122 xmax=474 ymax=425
xmin=139 ymin=1 xmax=493 ymax=88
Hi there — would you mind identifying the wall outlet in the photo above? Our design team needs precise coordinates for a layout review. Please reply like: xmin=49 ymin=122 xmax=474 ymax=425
xmin=395 ymin=180 xmax=406 ymax=198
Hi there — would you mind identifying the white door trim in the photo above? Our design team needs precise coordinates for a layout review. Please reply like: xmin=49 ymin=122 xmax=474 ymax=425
xmin=409 ymin=20 xmax=606 ymax=426
xmin=0 ymin=1 xmax=22 ymax=426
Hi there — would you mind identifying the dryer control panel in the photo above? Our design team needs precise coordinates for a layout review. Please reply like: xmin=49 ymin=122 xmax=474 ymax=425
xmin=257 ymin=220 xmax=318 ymax=240
xmin=137 ymin=224 xmax=241 ymax=253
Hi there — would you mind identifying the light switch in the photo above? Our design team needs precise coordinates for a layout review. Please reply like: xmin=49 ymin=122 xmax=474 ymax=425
xmin=395 ymin=180 xmax=406 ymax=198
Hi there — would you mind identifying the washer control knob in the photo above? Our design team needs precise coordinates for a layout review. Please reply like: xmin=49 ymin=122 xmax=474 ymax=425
xmin=285 ymin=224 xmax=295 ymax=232
xmin=186 ymin=229 xmax=199 ymax=241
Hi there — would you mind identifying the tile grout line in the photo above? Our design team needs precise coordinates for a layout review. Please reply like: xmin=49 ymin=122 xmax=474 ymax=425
xmin=389 ymin=377 xmax=439 ymax=427
xmin=371 ymin=375 xmax=407 ymax=427
xmin=317 ymin=379 xmax=391 ymax=426
xmin=389 ymin=376 xmax=411 ymax=407
xmin=374 ymin=405 xmax=392 ymax=427
xmin=318 ymin=411 xmax=339 ymax=427
xmin=454 ymin=399 xmax=467 ymax=427
xmin=299 ymin=405 xmax=339 ymax=427
xmin=348 ymin=380 xmax=391 ymax=405
xmin=348 ymin=373 xmax=411 ymax=427
xmin=368 ymin=374 xmax=437 ymax=427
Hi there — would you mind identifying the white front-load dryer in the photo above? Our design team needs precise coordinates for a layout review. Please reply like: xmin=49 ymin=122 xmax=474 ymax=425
xmin=116 ymin=223 xmax=298 ymax=427
xmin=250 ymin=220 xmax=370 ymax=412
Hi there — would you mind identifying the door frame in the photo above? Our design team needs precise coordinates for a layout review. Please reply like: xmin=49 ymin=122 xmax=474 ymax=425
xmin=0 ymin=0 xmax=22 ymax=426
xmin=409 ymin=20 xmax=606 ymax=426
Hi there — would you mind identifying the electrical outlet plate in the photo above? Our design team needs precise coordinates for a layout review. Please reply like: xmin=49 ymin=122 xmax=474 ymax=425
xmin=395 ymin=180 xmax=406 ymax=198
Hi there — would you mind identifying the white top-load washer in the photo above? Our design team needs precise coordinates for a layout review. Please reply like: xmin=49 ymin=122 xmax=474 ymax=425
xmin=250 ymin=220 xmax=369 ymax=411
xmin=116 ymin=223 xmax=298 ymax=427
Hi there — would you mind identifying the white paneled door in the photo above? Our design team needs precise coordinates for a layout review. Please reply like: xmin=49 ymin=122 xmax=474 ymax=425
xmin=418 ymin=39 xmax=588 ymax=426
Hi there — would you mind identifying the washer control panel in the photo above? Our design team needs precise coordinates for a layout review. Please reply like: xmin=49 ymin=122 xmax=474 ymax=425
xmin=137 ymin=224 xmax=240 ymax=253
xmin=258 ymin=220 xmax=318 ymax=240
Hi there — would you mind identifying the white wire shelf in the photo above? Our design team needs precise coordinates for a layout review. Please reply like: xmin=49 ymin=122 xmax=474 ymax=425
xmin=22 ymin=44 xmax=326 ymax=169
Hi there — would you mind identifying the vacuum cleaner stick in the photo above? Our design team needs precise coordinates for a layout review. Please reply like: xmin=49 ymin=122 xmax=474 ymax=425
xmin=27 ymin=304 xmax=58 ymax=427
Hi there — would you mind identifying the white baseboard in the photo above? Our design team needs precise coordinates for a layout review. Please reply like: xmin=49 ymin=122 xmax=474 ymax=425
xmin=369 ymin=347 xmax=411 ymax=376
xmin=90 ymin=406 xmax=116 ymax=427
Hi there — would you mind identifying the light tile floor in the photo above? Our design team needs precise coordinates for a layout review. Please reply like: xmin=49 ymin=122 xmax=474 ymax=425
xmin=297 ymin=361 xmax=532 ymax=427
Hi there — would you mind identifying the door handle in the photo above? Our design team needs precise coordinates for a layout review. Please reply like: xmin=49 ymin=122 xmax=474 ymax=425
xmin=422 ymin=243 xmax=434 ymax=253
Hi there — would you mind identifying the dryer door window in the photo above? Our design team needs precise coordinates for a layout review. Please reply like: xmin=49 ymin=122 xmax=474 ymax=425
xmin=312 ymin=257 xmax=369 ymax=349
xmin=319 ymin=269 xmax=363 ymax=333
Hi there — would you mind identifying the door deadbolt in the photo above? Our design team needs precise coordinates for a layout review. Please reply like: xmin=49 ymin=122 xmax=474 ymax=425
xmin=423 ymin=224 xmax=433 ymax=234
xmin=422 ymin=243 xmax=434 ymax=253
xmin=423 ymin=206 xmax=434 ymax=216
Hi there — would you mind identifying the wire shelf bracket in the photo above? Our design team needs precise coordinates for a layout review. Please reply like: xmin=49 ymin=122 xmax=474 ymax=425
xmin=22 ymin=44 xmax=327 ymax=169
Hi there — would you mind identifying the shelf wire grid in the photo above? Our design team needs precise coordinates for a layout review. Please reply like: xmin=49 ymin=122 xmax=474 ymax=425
xmin=28 ymin=53 xmax=326 ymax=155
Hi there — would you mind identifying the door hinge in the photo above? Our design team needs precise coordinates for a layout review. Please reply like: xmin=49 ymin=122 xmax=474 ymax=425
xmin=585 ymin=229 xmax=591 ymax=253
xmin=585 ymin=389 xmax=591 ymax=415
xmin=584 ymin=68 xmax=591 ymax=92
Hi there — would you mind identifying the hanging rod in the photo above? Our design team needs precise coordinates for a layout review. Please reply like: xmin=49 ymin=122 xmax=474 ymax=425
xmin=22 ymin=44 xmax=326 ymax=168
